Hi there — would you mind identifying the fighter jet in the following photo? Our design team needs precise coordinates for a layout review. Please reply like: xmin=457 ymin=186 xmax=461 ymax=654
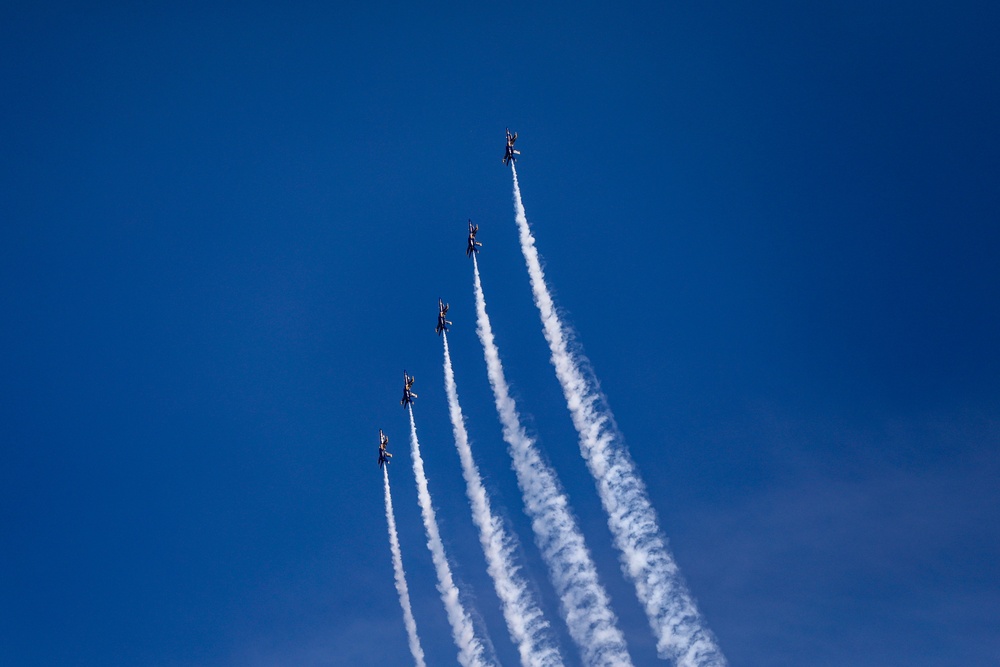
xmin=378 ymin=429 xmax=392 ymax=469
xmin=435 ymin=299 xmax=452 ymax=335
xmin=401 ymin=371 xmax=417 ymax=407
xmin=502 ymin=128 xmax=520 ymax=166
xmin=466 ymin=220 xmax=482 ymax=257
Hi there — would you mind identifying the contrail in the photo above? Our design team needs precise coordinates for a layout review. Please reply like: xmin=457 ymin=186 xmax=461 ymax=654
xmin=472 ymin=255 xmax=634 ymax=667
xmin=509 ymin=164 xmax=727 ymax=667
xmin=406 ymin=404 xmax=494 ymax=667
xmin=383 ymin=465 xmax=428 ymax=667
xmin=442 ymin=332 xmax=565 ymax=667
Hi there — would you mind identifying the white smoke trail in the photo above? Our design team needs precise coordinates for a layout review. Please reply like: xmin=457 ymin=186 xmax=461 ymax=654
xmin=383 ymin=465 xmax=428 ymax=667
xmin=472 ymin=255 xmax=634 ymax=667
xmin=510 ymin=164 xmax=727 ymax=667
xmin=442 ymin=333 xmax=565 ymax=667
xmin=406 ymin=405 xmax=494 ymax=667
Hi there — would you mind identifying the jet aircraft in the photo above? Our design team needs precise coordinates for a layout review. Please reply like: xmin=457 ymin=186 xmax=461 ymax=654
xmin=436 ymin=299 xmax=452 ymax=335
xmin=466 ymin=220 xmax=482 ymax=257
xmin=401 ymin=372 xmax=417 ymax=407
xmin=502 ymin=128 xmax=520 ymax=165
xmin=378 ymin=429 xmax=392 ymax=469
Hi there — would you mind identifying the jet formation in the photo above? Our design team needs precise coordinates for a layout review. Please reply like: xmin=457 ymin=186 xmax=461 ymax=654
xmin=377 ymin=127 xmax=726 ymax=667
xmin=378 ymin=429 xmax=392 ymax=469
xmin=384 ymin=128 xmax=513 ymax=462
xmin=502 ymin=128 xmax=519 ymax=166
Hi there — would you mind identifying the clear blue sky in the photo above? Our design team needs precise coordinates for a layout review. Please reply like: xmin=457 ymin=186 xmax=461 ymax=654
xmin=2 ymin=2 xmax=998 ymax=666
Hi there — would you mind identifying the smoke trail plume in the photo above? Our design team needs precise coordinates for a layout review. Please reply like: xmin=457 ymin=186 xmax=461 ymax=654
xmin=407 ymin=405 xmax=494 ymax=667
xmin=509 ymin=164 xmax=727 ymax=667
xmin=383 ymin=465 xmax=428 ymax=667
xmin=472 ymin=255 xmax=634 ymax=667
xmin=442 ymin=333 xmax=564 ymax=667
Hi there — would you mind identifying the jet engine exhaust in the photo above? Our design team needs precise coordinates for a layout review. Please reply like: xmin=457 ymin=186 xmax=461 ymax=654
xmin=472 ymin=254 xmax=635 ymax=667
xmin=406 ymin=404 xmax=495 ymax=667
xmin=509 ymin=163 xmax=727 ymax=667
xmin=383 ymin=465 xmax=428 ymax=667
xmin=442 ymin=332 xmax=565 ymax=667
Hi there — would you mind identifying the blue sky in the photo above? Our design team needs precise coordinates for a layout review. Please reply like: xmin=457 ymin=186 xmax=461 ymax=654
xmin=2 ymin=2 xmax=998 ymax=666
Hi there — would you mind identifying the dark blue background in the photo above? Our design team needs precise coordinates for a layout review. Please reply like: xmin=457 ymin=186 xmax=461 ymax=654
xmin=2 ymin=2 xmax=998 ymax=665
